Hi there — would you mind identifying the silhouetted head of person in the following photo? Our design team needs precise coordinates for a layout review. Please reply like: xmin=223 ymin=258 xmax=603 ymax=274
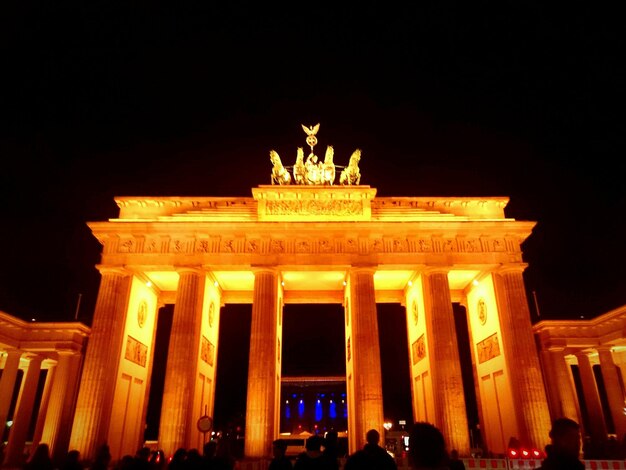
xmin=549 ymin=418 xmax=581 ymax=458
xmin=273 ymin=439 xmax=288 ymax=458
xmin=450 ymin=449 xmax=459 ymax=460
xmin=137 ymin=446 xmax=151 ymax=460
xmin=66 ymin=450 xmax=80 ymax=463
xmin=324 ymin=430 xmax=338 ymax=445
xmin=409 ymin=422 xmax=447 ymax=468
xmin=306 ymin=435 xmax=323 ymax=452
xmin=203 ymin=441 xmax=217 ymax=458
xmin=366 ymin=429 xmax=380 ymax=446
xmin=30 ymin=444 xmax=51 ymax=463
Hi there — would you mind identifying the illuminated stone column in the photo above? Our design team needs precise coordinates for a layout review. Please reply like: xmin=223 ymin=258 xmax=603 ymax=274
xmin=492 ymin=266 xmax=551 ymax=449
xmin=69 ymin=267 xmax=132 ymax=461
xmin=159 ymin=268 xmax=205 ymax=457
xmin=244 ymin=268 xmax=280 ymax=459
xmin=31 ymin=361 xmax=56 ymax=448
xmin=544 ymin=347 xmax=580 ymax=421
xmin=421 ymin=268 xmax=470 ymax=454
xmin=41 ymin=351 xmax=83 ymax=464
xmin=0 ymin=350 xmax=22 ymax=437
xmin=575 ymin=351 xmax=607 ymax=444
xmin=345 ymin=266 xmax=384 ymax=454
xmin=4 ymin=355 xmax=43 ymax=467
xmin=598 ymin=347 xmax=626 ymax=440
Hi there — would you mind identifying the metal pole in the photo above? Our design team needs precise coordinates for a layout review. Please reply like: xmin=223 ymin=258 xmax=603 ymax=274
xmin=74 ymin=293 xmax=82 ymax=320
xmin=532 ymin=290 xmax=541 ymax=318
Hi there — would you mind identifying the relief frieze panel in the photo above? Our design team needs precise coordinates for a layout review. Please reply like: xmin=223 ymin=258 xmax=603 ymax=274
xmin=461 ymin=238 xmax=482 ymax=253
xmin=485 ymin=238 xmax=507 ymax=252
xmin=265 ymin=199 xmax=364 ymax=216
xmin=296 ymin=239 xmax=312 ymax=253
xmin=392 ymin=238 xmax=409 ymax=252
xmin=118 ymin=238 xmax=136 ymax=253
xmin=371 ymin=238 xmax=384 ymax=252
xmin=195 ymin=239 xmax=210 ymax=253
xmin=144 ymin=238 xmax=160 ymax=253
xmin=170 ymin=238 xmax=194 ymax=253
xmin=220 ymin=238 xmax=244 ymax=253
xmin=270 ymin=239 xmax=285 ymax=253
xmin=104 ymin=233 xmax=518 ymax=258
xmin=412 ymin=335 xmax=426 ymax=365
xmin=125 ymin=336 xmax=148 ymax=367
xmin=200 ymin=336 xmax=215 ymax=366
xmin=343 ymin=238 xmax=358 ymax=253
xmin=415 ymin=238 xmax=433 ymax=252
xmin=477 ymin=333 xmax=501 ymax=364
xmin=441 ymin=238 xmax=458 ymax=252
xmin=319 ymin=238 xmax=335 ymax=253
xmin=245 ymin=239 xmax=260 ymax=253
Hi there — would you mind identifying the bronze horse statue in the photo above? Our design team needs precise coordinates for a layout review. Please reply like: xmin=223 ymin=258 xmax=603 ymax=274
xmin=339 ymin=149 xmax=361 ymax=185
xmin=269 ymin=150 xmax=292 ymax=185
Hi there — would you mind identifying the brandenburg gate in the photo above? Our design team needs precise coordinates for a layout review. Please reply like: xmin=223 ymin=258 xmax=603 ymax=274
xmin=67 ymin=127 xmax=552 ymax=461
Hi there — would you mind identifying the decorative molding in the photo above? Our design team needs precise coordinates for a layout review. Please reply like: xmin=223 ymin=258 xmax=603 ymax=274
xmin=477 ymin=298 xmax=487 ymax=326
xmin=102 ymin=233 xmax=525 ymax=256
xmin=266 ymin=200 xmax=364 ymax=217
xmin=137 ymin=300 xmax=148 ymax=328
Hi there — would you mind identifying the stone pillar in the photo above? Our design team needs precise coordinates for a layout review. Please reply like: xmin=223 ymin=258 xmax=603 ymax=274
xmin=4 ymin=355 xmax=43 ymax=467
xmin=493 ymin=266 xmax=551 ymax=449
xmin=0 ymin=350 xmax=22 ymax=438
xmin=575 ymin=351 xmax=607 ymax=444
xmin=422 ymin=268 xmax=470 ymax=454
xmin=31 ymin=361 xmax=56 ymax=448
xmin=545 ymin=347 xmax=580 ymax=421
xmin=244 ymin=268 xmax=280 ymax=459
xmin=69 ymin=267 xmax=132 ymax=461
xmin=159 ymin=268 xmax=205 ymax=457
xmin=40 ymin=351 xmax=83 ymax=464
xmin=598 ymin=347 xmax=626 ymax=440
xmin=346 ymin=267 xmax=384 ymax=454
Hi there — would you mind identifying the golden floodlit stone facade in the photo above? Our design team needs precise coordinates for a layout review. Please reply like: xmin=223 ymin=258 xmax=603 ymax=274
xmin=534 ymin=305 xmax=626 ymax=448
xmin=64 ymin=184 xmax=554 ymax=460
xmin=5 ymin=183 xmax=625 ymax=464
xmin=1 ymin=128 xmax=623 ymax=464
xmin=0 ymin=312 xmax=89 ymax=467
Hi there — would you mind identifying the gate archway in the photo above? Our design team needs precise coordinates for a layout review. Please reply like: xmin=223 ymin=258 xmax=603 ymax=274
xmin=68 ymin=185 xmax=551 ymax=460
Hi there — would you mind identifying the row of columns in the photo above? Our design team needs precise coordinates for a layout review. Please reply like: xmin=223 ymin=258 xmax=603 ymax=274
xmin=544 ymin=345 xmax=626 ymax=444
xmin=0 ymin=349 xmax=82 ymax=467
xmin=67 ymin=263 xmax=551 ymax=461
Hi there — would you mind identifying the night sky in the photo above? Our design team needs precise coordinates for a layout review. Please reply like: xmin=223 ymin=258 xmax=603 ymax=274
xmin=1 ymin=1 xmax=624 ymax=431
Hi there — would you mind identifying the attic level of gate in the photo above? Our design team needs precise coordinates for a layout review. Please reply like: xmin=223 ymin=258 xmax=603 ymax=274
xmin=112 ymin=185 xmax=511 ymax=222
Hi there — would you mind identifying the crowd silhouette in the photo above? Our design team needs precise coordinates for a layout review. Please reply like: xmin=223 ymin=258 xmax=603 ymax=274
xmin=8 ymin=416 xmax=626 ymax=470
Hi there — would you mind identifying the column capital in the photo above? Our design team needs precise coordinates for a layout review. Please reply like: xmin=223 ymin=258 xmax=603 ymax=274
xmin=24 ymin=353 xmax=44 ymax=363
xmin=421 ymin=265 xmax=451 ymax=275
xmin=96 ymin=265 xmax=131 ymax=276
xmin=348 ymin=264 xmax=377 ymax=275
xmin=493 ymin=263 xmax=529 ymax=275
xmin=250 ymin=265 xmax=278 ymax=275
xmin=597 ymin=345 xmax=614 ymax=354
xmin=174 ymin=265 xmax=204 ymax=275
xmin=3 ymin=349 xmax=23 ymax=359
xmin=574 ymin=349 xmax=594 ymax=360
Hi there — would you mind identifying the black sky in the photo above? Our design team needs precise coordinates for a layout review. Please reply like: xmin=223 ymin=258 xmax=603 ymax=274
xmin=1 ymin=3 xmax=624 ymax=325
